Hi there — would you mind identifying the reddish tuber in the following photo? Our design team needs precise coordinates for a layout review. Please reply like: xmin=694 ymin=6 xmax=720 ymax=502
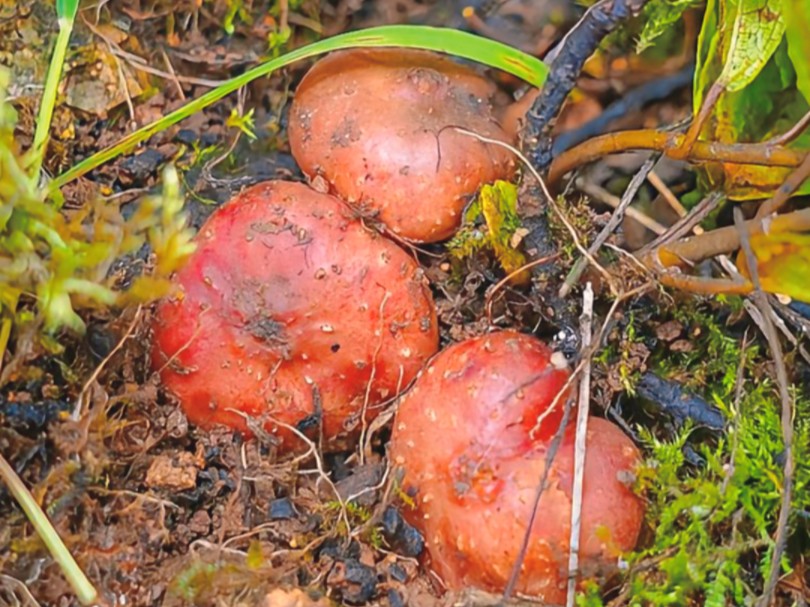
xmin=389 ymin=330 xmax=644 ymax=603
xmin=151 ymin=180 xmax=439 ymax=452
xmin=288 ymin=48 xmax=517 ymax=243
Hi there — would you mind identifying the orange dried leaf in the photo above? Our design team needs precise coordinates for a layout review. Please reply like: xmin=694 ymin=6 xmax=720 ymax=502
xmin=736 ymin=232 xmax=810 ymax=302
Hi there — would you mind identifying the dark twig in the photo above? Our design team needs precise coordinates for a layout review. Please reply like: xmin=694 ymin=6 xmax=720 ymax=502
xmin=636 ymin=372 xmax=726 ymax=430
xmin=522 ymin=0 xmax=651 ymax=171
xmin=733 ymin=208 xmax=795 ymax=607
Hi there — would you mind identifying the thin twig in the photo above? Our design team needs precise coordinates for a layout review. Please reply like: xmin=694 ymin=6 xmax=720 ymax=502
xmin=645 ymin=206 xmax=810 ymax=269
xmin=755 ymin=150 xmax=810 ymax=219
xmin=0 ymin=574 xmax=41 ymax=607
xmin=765 ymin=108 xmax=810 ymax=147
xmin=720 ymin=330 xmax=749 ymax=496
xmin=647 ymin=170 xmax=693 ymax=227
xmin=640 ymin=191 xmax=723 ymax=255
xmin=566 ymin=283 xmax=594 ymax=607
xmin=576 ymin=180 xmax=668 ymax=235
xmin=561 ymin=155 xmax=658 ymax=297
xmin=733 ymin=208 xmax=795 ymax=607
xmin=503 ymin=393 xmax=577 ymax=600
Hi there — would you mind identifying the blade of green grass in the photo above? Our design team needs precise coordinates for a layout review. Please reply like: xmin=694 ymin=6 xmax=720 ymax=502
xmin=49 ymin=25 xmax=548 ymax=192
xmin=0 ymin=454 xmax=98 ymax=605
xmin=31 ymin=0 xmax=79 ymax=177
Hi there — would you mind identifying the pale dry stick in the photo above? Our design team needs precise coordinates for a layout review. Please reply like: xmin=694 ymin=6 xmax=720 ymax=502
xmin=646 ymin=170 xmax=698 ymax=231
xmin=453 ymin=127 xmax=618 ymax=295
xmin=733 ymin=208 xmax=795 ymax=607
xmin=0 ymin=574 xmax=41 ymax=607
xmin=112 ymin=51 xmax=137 ymax=125
xmin=566 ymin=282 xmax=594 ymax=607
xmin=72 ymin=305 xmax=143 ymax=420
xmin=640 ymin=191 xmax=723 ymax=255
xmin=359 ymin=291 xmax=390 ymax=467
xmin=561 ymin=156 xmax=659 ymax=298
xmin=576 ymin=181 xmax=668 ymax=235
xmin=160 ymin=49 xmax=186 ymax=100
xmin=82 ymin=14 xmax=225 ymax=87
xmin=90 ymin=487 xmax=181 ymax=511
xmin=713 ymin=255 xmax=809 ymax=366
xmin=506 ymin=283 xmax=652 ymax=599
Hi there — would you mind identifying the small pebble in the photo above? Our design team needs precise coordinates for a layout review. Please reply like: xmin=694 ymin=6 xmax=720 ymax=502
xmin=381 ymin=506 xmax=424 ymax=557
xmin=268 ymin=497 xmax=296 ymax=520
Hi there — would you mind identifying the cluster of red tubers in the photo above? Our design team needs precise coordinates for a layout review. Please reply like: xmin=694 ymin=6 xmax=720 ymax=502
xmin=150 ymin=48 xmax=644 ymax=603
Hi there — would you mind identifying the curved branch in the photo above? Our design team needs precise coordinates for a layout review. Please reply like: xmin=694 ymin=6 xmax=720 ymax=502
xmin=548 ymin=130 xmax=807 ymax=185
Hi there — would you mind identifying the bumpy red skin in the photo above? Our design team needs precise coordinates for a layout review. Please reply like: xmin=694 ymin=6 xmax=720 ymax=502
xmin=389 ymin=331 xmax=644 ymax=603
xmin=288 ymin=48 xmax=517 ymax=243
xmin=151 ymin=181 xmax=439 ymax=453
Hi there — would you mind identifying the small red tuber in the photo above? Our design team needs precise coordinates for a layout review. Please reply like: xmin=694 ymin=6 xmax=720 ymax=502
xmin=288 ymin=48 xmax=517 ymax=243
xmin=151 ymin=180 xmax=439 ymax=452
xmin=389 ymin=330 xmax=644 ymax=603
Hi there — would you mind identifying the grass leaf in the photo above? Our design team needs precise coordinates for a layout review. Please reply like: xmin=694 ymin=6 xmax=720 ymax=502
xmin=50 ymin=25 xmax=548 ymax=192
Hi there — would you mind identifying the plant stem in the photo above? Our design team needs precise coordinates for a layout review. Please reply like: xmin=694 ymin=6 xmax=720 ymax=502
xmin=0 ymin=454 xmax=98 ymax=605
xmin=643 ymin=207 xmax=810 ymax=268
xmin=547 ymin=130 xmax=807 ymax=185
xmin=31 ymin=16 xmax=75 ymax=177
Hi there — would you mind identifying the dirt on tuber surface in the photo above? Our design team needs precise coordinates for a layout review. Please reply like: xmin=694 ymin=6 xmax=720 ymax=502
xmin=288 ymin=48 xmax=517 ymax=243
xmin=151 ymin=180 xmax=439 ymax=453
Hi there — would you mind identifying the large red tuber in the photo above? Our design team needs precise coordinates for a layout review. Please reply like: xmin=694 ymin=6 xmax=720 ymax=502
xmin=389 ymin=330 xmax=644 ymax=603
xmin=288 ymin=48 xmax=517 ymax=243
xmin=151 ymin=180 xmax=439 ymax=452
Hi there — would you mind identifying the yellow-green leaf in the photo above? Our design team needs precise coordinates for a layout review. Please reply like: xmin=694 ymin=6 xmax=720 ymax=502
xmin=736 ymin=232 xmax=810 ymax=302
xmin=719 ymin=0 xmax=785 ymax=92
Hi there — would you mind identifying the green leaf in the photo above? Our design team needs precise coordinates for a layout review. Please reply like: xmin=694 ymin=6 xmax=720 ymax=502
xmin=718 ymin=0 xmax=785 ymax=92
xmin=783 ymin=0 xmax=810 ymax=103
xmin=636 ymin=0 xmax=704 ymax=54
xmin=693 ymin=0 xmax=810 ymax=199
xmin=50 ymin=25 xmax=548 ymax=192
xmin=55 ymin=0 xmax=79 ymax=23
